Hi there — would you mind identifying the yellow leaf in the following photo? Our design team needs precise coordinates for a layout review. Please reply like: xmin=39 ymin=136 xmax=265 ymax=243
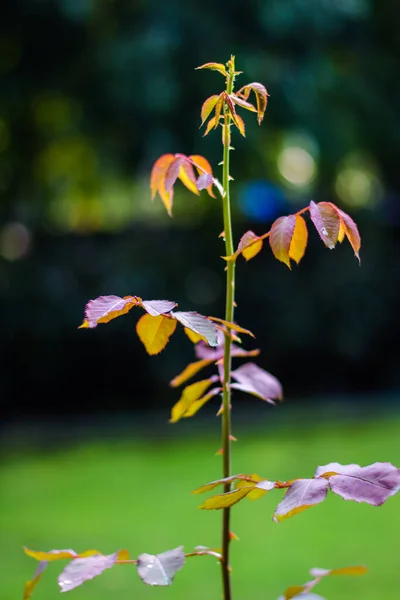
xmin=136 ymin=314 xmax=177 ymax=355
xmin=338 ymin=220 xmax=345 ymax=243
xmin=199 ymin=487 xmax=253 ymax=509
xmin=183 ymin=388 xmax=220 ymax=418
xmin=329 ymin=566 xmax=368 ymax=577
xmin=150 ymin=154 xmax=176 ymax=215
xmin=200 ymin=95 xmax=220 ymax=125
xmin=178 ymin=161 xmax=199 ymax=196
xmin=203 ymin=116 xmax=217 ymax=136
xmin=284 ymin=585 xmax=306 ymax=600
xmin=23 ymin=547 xmax=101 ymax=561
xmin=289 ymin=215 xmax=308 ymax=264
xmin=236 ymin=230 xmax=263 ymax=261
xmin=170 ymin=379 xmax=214 ymax=423
xmin=170 ymin=359 xmax=214 ymax=387
xmin=208 ymin=317 xmax=255 ymax=338
xmin=78 ymin=320 xmax=89 ymax=329
xmin=234 ymin=113 xmax=246 ymax=137
xmin=184 ymin=326 xmax=206 ymax=344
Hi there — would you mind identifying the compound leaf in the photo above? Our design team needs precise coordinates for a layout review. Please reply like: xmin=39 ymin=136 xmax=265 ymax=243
xmin=137 ymin=546 xmax=185 ymax=586
xmin=273 ymin=478 xmax=329 ymax=522
xmin=136 ymin=314 xmax=177 ymax=355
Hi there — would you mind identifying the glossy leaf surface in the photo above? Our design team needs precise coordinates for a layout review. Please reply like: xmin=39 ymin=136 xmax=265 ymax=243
xmin=137 ymin=546 xmax=185 ymax=586
xmin=172 ymin=311 xmax=218 ymax=347
xmin=309 ymin=201 xmax=341 ymax=250
xmin=58 ymin=550 xmax=128 ymax=592
xmin=80 ymin=295 xmax=139 ymax=328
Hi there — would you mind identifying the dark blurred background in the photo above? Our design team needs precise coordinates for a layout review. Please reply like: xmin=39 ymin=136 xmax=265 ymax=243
xmin=1 ymin=0 xmax=399 ymax=417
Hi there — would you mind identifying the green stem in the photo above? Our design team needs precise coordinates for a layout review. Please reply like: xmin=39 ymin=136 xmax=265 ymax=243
xmin=220 ymin=57 xmax=236 ymax=600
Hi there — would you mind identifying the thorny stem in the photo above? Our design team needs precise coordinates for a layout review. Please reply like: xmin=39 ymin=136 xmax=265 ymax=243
xmin=220 ymin=55 xmax=236 ymax=600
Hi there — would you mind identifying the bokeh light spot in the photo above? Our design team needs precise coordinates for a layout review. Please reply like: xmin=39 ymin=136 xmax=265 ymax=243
xmin=278 ymin=146 xmax=316 ymax=186
xmin=335 ymin=153 xmax=383 ymax=208
xmin=0 ymin=222 xmax=31 ymax=261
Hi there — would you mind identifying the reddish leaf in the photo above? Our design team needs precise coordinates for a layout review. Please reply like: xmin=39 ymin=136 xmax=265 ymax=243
xmin=269 ymin=215 xmax=297 ymax=268
xmin=231 ymin=362 xmax=283 ymax=403
xmin=170 ymin=359 xmax=214 ymax=387
xmin=235 ymin=230 xmax=263 ymax=261
xmin=136 ymin=314 xmax=177 ymax=355
xmin=289 ymin=215 xmax=308 ymax=264
xmin=137 ymin=546 xmax=185 ymax=586
xmin=195 ymin=62 xmax=228 ymax=76
xmin=309 ymin=201 xmax=341 ymax=250
xmin=80 ymin=295 xmax=139 ymax=328
xmin=170 ymin=378 xmax=216 ymax=423
xmin=273 ymin=478 xmax=329 ymax=522
xmin=337 ymin=208 xmax=361 ymax=263
xmin=237 ymin=82 xmax=268 ymax=124
xmin=24 ymin=561 xmax=47 ymax=600
xmin=141 ymin=299 xmax=177 ymax=317
xmin=200 ymin=95 xmax=220 ymax=125
xmin=213 ymin=96 xmax=224 ymax=130
xmin=316 ymin=462 xmax=400 ymax=506
xmin=234 ymin=113 xmax=246 ymax=137
xmin=172 ymin=311 xmax=218 ymax=347
xmin=58 ymin=551 xmax=127 ymax=592
xmin=230 ymin=93 xmax=257 ymax=113
xmin=189 ymin=155 xmax=216 ymax=198
xmin=165 ymin=156 xmax=184 ymax=193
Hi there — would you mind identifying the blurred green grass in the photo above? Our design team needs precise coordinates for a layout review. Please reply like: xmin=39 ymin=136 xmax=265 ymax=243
xmin=1 ymin=415 xmax=399 ymax=600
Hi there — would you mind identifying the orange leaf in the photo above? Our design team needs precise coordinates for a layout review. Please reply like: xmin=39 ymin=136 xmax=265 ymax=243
xmin=234 ymin=113 xmax=246 ymax=137
xmin=289 ymin=215 xmax=308 ymax=264
xmin=195 ymin=62 xmax=228 ymax=77
xmin=150 ymin=154 xmax=175 ymax=216
xmin=203 ymin=116 xmax=217 ymax=136
xmin=337 ymin=208 xmax=361 ymax=263
xmin=200 ymin=95 xmax=220 ymax=125
xmin=136 ymin=314 xmax=177 ymax=355
xmin=269 ymin=215 xmax=297 ymax=268
xmin=170 ymin=378 xmax=214 ymax=423
xmin=170 ymin=359 xmax=214 ymax=387
xmin=230 ymin=93 xmax=257 ymax=113
xmin=237 ymin=83 xmax=268 ymax=124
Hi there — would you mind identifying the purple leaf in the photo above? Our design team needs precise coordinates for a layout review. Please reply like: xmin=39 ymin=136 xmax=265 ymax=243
xmin=256 ymin=480 xmax=276 ymax=491
xmin=316 ymin=462 xmax=400 ymax=506
xmin=273 ymin=478 xmax=329 ymax=522
xmin=164 ymin=157 xmax=184 ymax=193
xmin=231 ymin=362 xmax=283 ymax=403
xmin=58 ymin=552 xmax=119 ymax=592
xmin=141 ymin=300 xmax=177 ymax=316
xmin=83 ymin=295 xmax=138 ymax=328
xmin=172 ymin=311 xmax=218 ymax=347
xmin=137 ymin=546 xmax=185 ymax=586
xmin=196 ymin=173 xmax=213 ymax=191
xmin=309 ymin=201 xmax=340 ymax=250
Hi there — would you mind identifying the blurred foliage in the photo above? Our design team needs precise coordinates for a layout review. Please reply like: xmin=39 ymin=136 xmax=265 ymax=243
xmin=1 ymin=0 xmax=399 ymax=416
